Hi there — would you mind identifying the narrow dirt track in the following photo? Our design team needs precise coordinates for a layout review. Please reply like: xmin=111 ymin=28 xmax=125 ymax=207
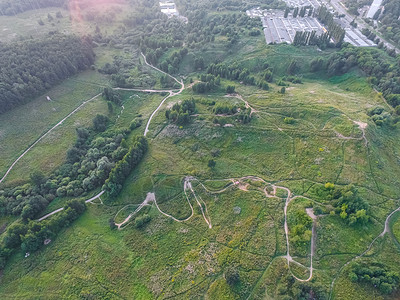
xmin=0 ymin=93 xmax=102 ymax=185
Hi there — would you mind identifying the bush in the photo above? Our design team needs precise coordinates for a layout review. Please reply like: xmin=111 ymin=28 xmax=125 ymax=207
xmin=134 ymin=214 xmax=151 ymax=228
xmin=225 ymin=267 xmax=240 ymax=285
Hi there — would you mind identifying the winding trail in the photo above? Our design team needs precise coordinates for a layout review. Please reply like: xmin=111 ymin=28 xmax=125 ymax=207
xmin=328 ymin=203 xmax=400 ymax=299
xmin=0 ymin=52 xmax=183 ymax=185
xmin=140 ymin=53 xmax=185 ymax=137
xmin=0 ymin=93 xmax=102 ymax=185
xmin=114 ymin=193 xmax=154 ymax=229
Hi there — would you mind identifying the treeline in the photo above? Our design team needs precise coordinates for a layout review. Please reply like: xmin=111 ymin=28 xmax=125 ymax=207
xmin=0 ymin=0 xmax=64 ymax=15
xmin=317 ymin=6 xmax=346 ymax=45
xmin=0 ymin=34 xmax=95 ymax=114
xmin=103 ymin=136 xmax=148 ymax=198
xmin=0 ymin=199 xmax=86 ymax=268
xmin=293 ymin=30 xmax=331 ymax=48
xmin=192 ymin=74 xmax=221 ymax=93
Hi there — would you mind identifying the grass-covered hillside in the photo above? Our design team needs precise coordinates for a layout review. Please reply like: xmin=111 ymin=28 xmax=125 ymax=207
xmin=0 ymin=0 xmax=400 ymax=299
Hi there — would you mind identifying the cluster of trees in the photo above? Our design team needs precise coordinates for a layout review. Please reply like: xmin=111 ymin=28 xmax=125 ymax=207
xmin=207 ymin=62 xmax=256 ymax=85
xmin=176 ymin=0 xmax=285 ymax=12
xmin=317 ymin=6 xmax=346 ymax=45
xmin=289 ymin=209 xmax=313 ymax=246
xmin=327 ymin=184 xmax=370 ymax=226
xmin=165 ymin=99 xmax=196 ymax=125
xmin=0 ymin=119 xmax=133 ymax=221
xmin=367 ymin=106 xmax=393 ymax=126
xmin=0 ymin=0 xmax=64 ymax=15
xmin=213 ymin=103 xmax=237 ymax=115
xmin=343 ymin=0 xmax=372 ymax=16
xmin=0 ymin=34 xmax=95 ymax=114
xmin=159 ymin=48 xmax=188 ymax=74
xmin=103 ymin=88 xmax=122 ymax=106
xmin=0 ymin=199 xmax=86 ymax=268
xmin=349 ymin=263 xmax=399 ymax=295
xmin=103 ymin=136 xmax=148 ymax=198
xmin=192 ymin=74 xmax=221 ymax=93
xmin=376 ymin=0 xmax=400 ymax=47
xmin=317 ymin=45 xmax=400 ymax=109
xmin=293 ymin=30 xmax=331 ymax=48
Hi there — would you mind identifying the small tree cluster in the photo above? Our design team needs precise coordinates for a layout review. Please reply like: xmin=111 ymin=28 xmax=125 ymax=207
xmin=349 ymin=263 xmax=400 ymax=295
xmin=165 ymin=99 xmax=196 ymax=125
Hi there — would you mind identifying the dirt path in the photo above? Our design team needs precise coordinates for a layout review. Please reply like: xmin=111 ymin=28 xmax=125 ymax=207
xmin=114 ymin=192 xmax=154 ymax=229
xmin=0 ymin=93 xmax=102 ymax=185
xmin=140 ymin=52 xmax=185 ymax=137
xmin=328 ymin=203 xmax=400 ymax=299
xmin=37 ymin=191 xmax=104 ymax=221
xmin=224 ymin=93 xmax=258 ymax=116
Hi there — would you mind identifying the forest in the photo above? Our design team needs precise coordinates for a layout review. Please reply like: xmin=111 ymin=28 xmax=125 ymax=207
xmin=0 ymin=34 xmax=95 ymax=114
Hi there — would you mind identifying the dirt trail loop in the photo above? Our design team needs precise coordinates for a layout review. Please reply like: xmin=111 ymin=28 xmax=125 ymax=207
xmin=0 ymin=93 xmax=102 ymax=185
xmin=114 ymin=192 xmax=154 ymax=229
xmin=37 ymin=191 xmax=104 ymax=221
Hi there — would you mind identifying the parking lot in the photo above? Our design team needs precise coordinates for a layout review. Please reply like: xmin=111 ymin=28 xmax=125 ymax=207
xmin=282 ymin=0 xmax=321 ymax=8
xmin=260 ymin=11 xmax=326 ymax=44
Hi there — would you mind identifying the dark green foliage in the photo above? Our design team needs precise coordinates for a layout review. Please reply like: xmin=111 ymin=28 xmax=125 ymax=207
xmin=225 ymin=267 xmax=240 ymax=285
xmin=0 ymin=199 xmax=86 ymax=268
xmin=330 ymin=185 xmax=370 ymax=225
xmin=213 ymin=103 xmax=237 ymax=115
xmin=349 ymin=263 xmax=400 ymax=295
xmin=165 ymin=99 xmax=196 ymax=125
xmin=208 ymin=159 xmax=216 ymax=168
xmin=21 ymin=195 xmax=49 ymax=222
xmin=323 ymin=45 xmax=400 ymax=106
xmin=134 ymin=214 xmax=151 ymax=228
xmin=130 ymin=118 xmax=143 ymax=130
xmin=103 ymin=88 xmax=122 ymax=106
xmin=30 ymin=171 xmax=46 ymax=186
xmin=317 ymin=6 xmax=346 ymax=45
xmin=367 ymin=106 xmax=392 ymax=126
xmin=93 ymin=114 xmax=109 ymax=132
xmin=103 ymin=137 xmax=148 ymax=198
xmin=207 ymin=63 xmax=255 ymax=86
xmin=0 ymin=35 xmax=94 ymax=114
xmin=281 ymin=87 xmax=286 ymax=94
xmin=192 ymin=74 xmax=220 ymax=93
xmin=289 ymin=209 xmax=312 ymax=246
xmin=226 ymin=85 xmax=235 ymax=94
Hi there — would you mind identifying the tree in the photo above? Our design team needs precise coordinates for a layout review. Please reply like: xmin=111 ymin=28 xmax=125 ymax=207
xmin=30 ymin=170 xmax=46 ymax=186
xmin=93 ymin=114 xmax=109 ymax=132
xmin=226 ymin=85 xmax=235 ymax=93
xmin=225 ymin=267 xmax=240 ymax=285
xmin=208 ymin=159 xmax=216 ymax=168
xmin=284 ymin=7 xmax=290 ymax=18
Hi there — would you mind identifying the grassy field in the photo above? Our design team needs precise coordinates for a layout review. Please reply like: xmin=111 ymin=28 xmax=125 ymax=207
xmin=1 ymin=9 xmax=400 ymax=297
xmin=0 ymin=2 xmax=133 ymax=42
xmin=2 ymin=67 xmax=400 ymax=299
